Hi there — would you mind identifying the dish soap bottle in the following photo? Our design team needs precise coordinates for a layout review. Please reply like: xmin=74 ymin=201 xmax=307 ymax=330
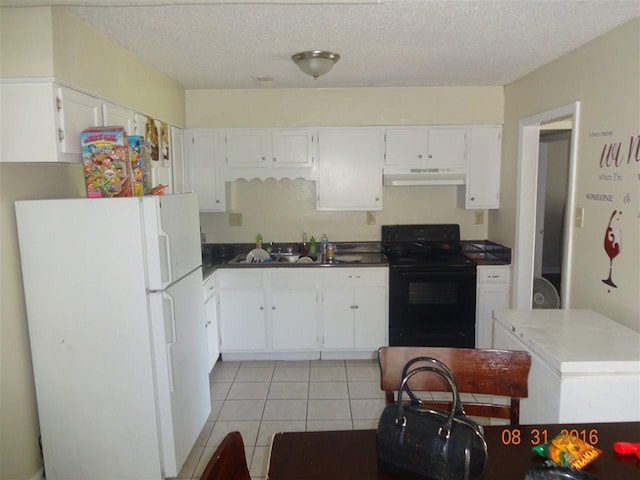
xmin=256 ymin=233 xmax=263 ymax=249
xmin=301 ymin=232 xmax=308 ymax=256
xmin=309 ymin=236 xmax=317 ymax=256
xmin=321 ymin=234 xmax=328 ymax=255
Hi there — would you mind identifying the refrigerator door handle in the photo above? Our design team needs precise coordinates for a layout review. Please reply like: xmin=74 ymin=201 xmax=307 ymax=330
xmin=163 ymin=295 xmax=177 ymax=391
xmin=159 ymin=231 xmax=172 ymax=284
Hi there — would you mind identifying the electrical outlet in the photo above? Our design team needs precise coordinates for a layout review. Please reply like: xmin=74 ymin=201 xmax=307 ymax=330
xmin=575 ymin=207 xmax=584 ymax=228
xmin=229 ymin=212 xmax=242 ymax=227
xmin=474 ymin=211 xmax=484 ymax=225
xmin=367 ymin=211 xmax=376 ymax=225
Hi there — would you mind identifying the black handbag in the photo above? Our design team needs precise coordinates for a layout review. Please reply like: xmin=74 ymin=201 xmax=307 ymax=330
xmin=376 ymin=357 xmax=488 ymax=480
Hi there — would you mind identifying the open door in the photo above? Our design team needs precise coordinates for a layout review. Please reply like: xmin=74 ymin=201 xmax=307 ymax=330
xmin=513 ymin=103 xmax=580 ymax=308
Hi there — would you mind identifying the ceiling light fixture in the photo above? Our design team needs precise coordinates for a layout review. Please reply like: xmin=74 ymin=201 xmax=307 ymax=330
xmin=291 ymin=50 xmax=340 ymax=79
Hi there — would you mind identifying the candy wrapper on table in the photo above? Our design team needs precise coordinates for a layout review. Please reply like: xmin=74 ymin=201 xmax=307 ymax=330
xmin=128 ymin=135 xmax=152 ymax=196
xmin=81 ymin=127 xmax=132 ymax=198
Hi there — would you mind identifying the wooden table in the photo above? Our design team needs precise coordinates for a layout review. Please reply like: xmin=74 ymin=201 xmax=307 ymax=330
xmin=267 ymin=422 xmax=640 ymax=479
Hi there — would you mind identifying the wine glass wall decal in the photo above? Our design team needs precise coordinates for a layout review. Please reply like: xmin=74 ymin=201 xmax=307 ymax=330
xmin=602 ymin=210 xmax=622 ymax=288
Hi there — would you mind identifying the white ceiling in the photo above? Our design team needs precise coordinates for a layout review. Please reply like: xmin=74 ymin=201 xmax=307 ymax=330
xmin=6 ymin=0 xmax=640 ymax=89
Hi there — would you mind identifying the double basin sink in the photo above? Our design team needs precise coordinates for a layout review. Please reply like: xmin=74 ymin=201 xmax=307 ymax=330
xmin=227 ymin=252 xmax=321 ymax=265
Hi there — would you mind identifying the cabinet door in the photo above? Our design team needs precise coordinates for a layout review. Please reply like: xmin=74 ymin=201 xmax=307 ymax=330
xmin=187 ymin=130 xmax=226 ymax=212
xmin=426 ymin=127 xmax=467 ymax=169
xmin=218 ymin=289 xmax=266 ymax=351
xmin=57 ymin=86 xmax=103 ymax=161
xmin=102 ymin=103 xmax=135 ymax=134
xmin=133 ymin=113 xmax=148 ymax=136
xmin=466 ymin=126 xmax=502 ymax=209
xmin=1 ymin=83 xmax=57 ymax=162
xmin=322 ymin=288 xmax=355 ymax=349
xmin=204 ymin=294 xmax=219 ymax=372
xmin=225 ymin=129 xmax=269 ymax=168
xmin=271 ymin=289 xmax=318 ymax=350
xmin=317 ymin=127 xmax=384 ymax=211
xmin=384 ymin=127 xmax=427 ymax=167
xmin=354 ymin=286 xmax=387 ymax=349
xmin=475 ymin=266 xmax=509 ymax=348
xmin=171 ymin=126 xmax=187 ymax=194
xmin=271 ymin=129 xmax=315 ymax=168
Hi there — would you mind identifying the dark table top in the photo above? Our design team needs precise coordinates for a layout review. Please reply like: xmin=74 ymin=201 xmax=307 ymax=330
xmin=267 ymin=422 xmax=640 ymax=480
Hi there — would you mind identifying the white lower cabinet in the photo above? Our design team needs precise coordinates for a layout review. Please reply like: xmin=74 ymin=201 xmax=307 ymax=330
xmin=216 ymin=267 xmax=388 ymax=360
xmin=217 ymin=268 xmax=321 ymax=359
xmin=321 ymin=268 xmax=388 ymax=357
xmin=270 ymin=270 xmax=320 ymax=351
xmin=475 ymin=265 xmax=510 ymax=348
xmin=218 ymin=270 xmax=268 ymax=352
xmin=203 ymin=274 xmax=220 ymax=372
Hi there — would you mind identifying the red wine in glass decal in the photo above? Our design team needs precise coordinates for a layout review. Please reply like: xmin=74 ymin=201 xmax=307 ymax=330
xmin=602 ymin=210 xmax=621 ymax=288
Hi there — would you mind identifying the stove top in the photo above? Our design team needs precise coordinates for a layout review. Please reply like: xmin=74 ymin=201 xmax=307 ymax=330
xmin=382 ymin=224 xmax=476 ymax=270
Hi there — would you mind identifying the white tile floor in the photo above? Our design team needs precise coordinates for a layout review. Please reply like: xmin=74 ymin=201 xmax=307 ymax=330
xmin=169 ymin=359 xmax=387 ymax=480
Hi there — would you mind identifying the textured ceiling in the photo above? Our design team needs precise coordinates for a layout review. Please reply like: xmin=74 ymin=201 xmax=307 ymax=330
xmin=6 ymin=0 xmax=640 ymax=89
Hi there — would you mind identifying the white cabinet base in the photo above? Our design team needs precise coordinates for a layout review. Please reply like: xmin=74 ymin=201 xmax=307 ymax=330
xmin=493 ymin=309 xmax=640 ymax=425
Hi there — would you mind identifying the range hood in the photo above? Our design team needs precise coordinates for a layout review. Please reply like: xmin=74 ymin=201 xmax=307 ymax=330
xmin=383 ymin=167 xmax=467 ymax=186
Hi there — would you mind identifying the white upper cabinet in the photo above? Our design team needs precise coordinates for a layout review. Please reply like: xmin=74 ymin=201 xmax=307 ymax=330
xmin=460 ymin=126 xmax=502 ymax=209
xmin=186 ymin=129 xmax=226 ymax=212
xmin=56 ymin=86 xmax=104 ymax=160
xmin=102 ymin=103 xmax=135 ymax=134
xmin=317 ymin=127 xmax=384 ymax=211
xmin=225 ymin=129 xmax=269 ymax=169
xmin=384 ymin=126 xmax=467 ymax=169
xmin=171 ymin=126 xmax=187 ymax=194
xmin=1 ymin=82 xmax=102 ymax=163
xmin=271 ymin=129 xmax=315 ymax=169
xmin=222 ymin=128 xmax=317 ymax=180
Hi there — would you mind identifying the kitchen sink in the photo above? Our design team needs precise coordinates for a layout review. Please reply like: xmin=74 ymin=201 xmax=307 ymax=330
xmin=227 ymin=253 xmax=320 ymax=265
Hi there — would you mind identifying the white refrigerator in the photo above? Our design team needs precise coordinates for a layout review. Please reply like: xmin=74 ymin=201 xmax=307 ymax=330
xmin=15 ymin=193 xmax=210 ymax=480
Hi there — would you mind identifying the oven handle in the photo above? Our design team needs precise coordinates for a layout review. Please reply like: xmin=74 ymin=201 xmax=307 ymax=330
xmin=391 ymin=268 xmax=477 ymax=277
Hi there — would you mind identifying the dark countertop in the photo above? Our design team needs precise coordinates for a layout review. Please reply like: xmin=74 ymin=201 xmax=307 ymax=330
xmin=461 ymin=240 xmax=511 ymax=265
xmin=202 ymin=242 xmax=388 ymax=279
xmin=202 ymin=240 xmax=510 ymax=280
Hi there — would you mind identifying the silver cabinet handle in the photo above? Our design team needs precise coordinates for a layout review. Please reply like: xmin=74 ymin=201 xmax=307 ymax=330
xmin=260 ymin=306 xmax=264 ymax=310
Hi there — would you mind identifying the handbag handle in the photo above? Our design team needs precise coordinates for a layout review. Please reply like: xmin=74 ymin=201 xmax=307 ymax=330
xmin=396 ymin=365 xmax=461 ymax=440
xmin=400 ymin=356 xmax=465 ymax=417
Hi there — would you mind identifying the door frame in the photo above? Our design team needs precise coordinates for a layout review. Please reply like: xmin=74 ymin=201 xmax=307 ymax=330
xmin=513 ymin=102 xmax=581 ymax=308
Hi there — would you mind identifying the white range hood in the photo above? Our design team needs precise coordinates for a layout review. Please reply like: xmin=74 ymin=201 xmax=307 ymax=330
xmin=382 ymin=167 xmax=467 ymax=186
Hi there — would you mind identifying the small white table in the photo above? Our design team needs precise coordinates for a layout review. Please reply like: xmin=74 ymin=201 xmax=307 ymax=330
xmin=493 ymin=308 xmax=640 ymax=424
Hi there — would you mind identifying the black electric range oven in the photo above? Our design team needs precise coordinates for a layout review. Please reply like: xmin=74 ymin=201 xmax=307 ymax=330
xmin=382 ymin=224 xmax=477 ymax=348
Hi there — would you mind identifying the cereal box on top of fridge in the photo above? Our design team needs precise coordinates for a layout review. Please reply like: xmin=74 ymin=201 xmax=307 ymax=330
xmin=81 ymin=126 xmax=132 ymax=198
xmin=128 ymin=135 xmax=152 ymax=196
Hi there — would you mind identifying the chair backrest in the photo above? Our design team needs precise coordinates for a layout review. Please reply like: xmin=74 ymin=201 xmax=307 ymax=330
xmin=200 ymin=431 xmax=251 ymax=480
xmin=378 ymin=346 xmax=531 ymax=425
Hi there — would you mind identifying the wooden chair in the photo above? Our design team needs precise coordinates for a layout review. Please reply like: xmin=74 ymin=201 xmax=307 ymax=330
xmin=378 ymin=346 xmax=531 ymax=425
xmin=200 ymin=431 xmax=251 ymax=480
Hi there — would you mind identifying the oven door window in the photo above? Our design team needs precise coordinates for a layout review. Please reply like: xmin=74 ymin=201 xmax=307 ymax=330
xmin=389 ymin=269 xmax=476 ymax=329
xmin=409 ymin=280 xmax=459 ymax=305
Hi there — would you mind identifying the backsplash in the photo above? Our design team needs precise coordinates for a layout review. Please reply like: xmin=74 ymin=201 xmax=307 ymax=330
xmin=199 ymin=178 xmax=488 ymax=244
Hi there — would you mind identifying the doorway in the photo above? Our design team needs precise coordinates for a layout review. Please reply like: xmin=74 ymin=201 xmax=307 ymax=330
xmin=513 ymin=102 xmax=581 ymax=308
xmin=536 ymin=125 xmax=572 ymax=299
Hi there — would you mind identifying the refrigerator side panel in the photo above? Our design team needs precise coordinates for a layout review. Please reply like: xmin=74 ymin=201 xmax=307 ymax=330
xmin=143 ymin=193 xmax=201 ymax=290
xmin=15 ymin=198 xmax=164 ymax=479
xmin=149 ymin=268 xmax=210 ymax=476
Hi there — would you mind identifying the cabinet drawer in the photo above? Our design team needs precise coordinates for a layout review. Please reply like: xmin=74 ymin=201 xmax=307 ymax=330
xmin=271 ymin=268 xmax=320 ymax=288
xmin=217 ymin=269 xmax=265 ymax=288
xmin=323 ymin=268 xmax=387 ymax=287
xmin=478 ymin=266 xmax=509 ymax=284
xmin=203 ymin=274 xmax=216 ymax=302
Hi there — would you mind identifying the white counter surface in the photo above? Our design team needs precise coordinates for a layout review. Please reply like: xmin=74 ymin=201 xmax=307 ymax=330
xmin=493 ymin=309 xmax=640 ymax=374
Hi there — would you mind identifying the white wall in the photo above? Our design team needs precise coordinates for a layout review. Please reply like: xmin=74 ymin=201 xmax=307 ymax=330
xmin=495 ymin=18 xmax=640 ymax=331
xmin=187 ymin=86 xmax=504 ymax=243
xmin=0 ymin=7 xmax=186 ymax=479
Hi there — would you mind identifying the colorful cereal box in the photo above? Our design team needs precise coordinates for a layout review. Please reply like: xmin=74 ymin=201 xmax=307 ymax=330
xmin=127 ymin=135 xmax=152 ymax=196
xmin=81 ymin=127 xmax=132 ymax=198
